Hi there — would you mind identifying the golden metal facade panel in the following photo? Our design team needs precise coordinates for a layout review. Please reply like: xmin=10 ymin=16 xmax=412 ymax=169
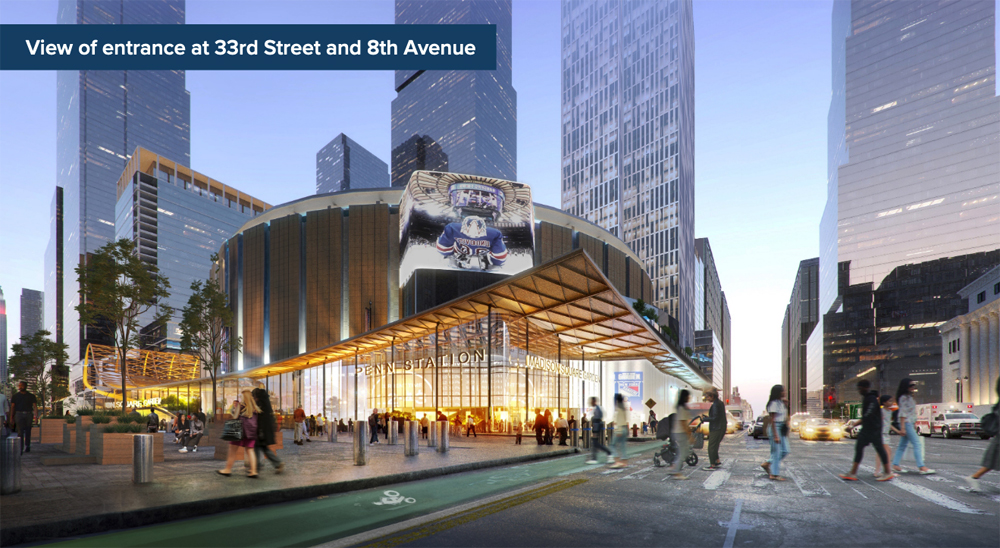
xmin=269 ymin=215 xmax=300 ymax=362
xmin=243 ymin=224 xmax=265 ymax=368
xmin=306 ymin=208 xmax=343 ymax=351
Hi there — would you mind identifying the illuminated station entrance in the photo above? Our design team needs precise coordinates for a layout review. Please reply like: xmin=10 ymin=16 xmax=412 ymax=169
xmin=132 ymin=251 xmax=710 ymax=428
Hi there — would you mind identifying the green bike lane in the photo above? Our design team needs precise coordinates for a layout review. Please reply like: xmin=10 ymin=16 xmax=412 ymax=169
xmin=47 ymin=442 xmax=660 ymax=548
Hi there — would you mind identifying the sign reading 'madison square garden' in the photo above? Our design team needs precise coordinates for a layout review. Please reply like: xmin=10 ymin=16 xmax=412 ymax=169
xmin=356 ymin=350 xmax=600 ymax=383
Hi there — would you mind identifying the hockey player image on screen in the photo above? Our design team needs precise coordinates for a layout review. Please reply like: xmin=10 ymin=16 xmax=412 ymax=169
xmin=436 ymin=215 xmax=508 ymax=270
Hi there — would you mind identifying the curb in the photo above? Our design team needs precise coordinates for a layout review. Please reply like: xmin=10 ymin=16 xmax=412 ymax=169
xmin=2 ymin=447 xmax=579 ymax=546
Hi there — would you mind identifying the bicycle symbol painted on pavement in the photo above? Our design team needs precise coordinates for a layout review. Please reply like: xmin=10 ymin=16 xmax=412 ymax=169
xmin=373 ymin=490 xmax=416 ymax=506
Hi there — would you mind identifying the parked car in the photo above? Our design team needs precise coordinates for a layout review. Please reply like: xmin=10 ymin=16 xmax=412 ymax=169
xmin=751 ymin=416 xmax=769 ymax=439
xmin=799 ymin=418 xmax=844 ymax=441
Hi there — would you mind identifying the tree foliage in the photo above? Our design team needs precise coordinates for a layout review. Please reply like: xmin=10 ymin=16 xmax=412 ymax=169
xmin=179 ymin=254 xmax=241 ymax=419
xmin=75 ymin=238 xmax=172 ymax=409
xmin=631 ymin=298 xmax=659 ymax=322
xmin=8 ymin=330 xmax=70 ymax=413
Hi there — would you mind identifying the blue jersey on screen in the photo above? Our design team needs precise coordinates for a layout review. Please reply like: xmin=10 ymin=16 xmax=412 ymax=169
xmin=436 ymin=218 xmax=508 ymax=269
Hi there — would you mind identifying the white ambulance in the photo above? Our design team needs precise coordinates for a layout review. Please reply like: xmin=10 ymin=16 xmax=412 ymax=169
xmin=914 ymin=402 xmax=989 ymax=439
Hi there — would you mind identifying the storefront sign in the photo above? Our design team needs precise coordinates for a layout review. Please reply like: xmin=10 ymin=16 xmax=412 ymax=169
xmin=108 ymin=397 xmax=163 ymax=409
xmin=524 ymin=355 xmax=599 ymax=382
xmin=353 ymin=349 xmax=599 ymax=382
xmin=356 ymin=349 xmax=489 ymax=375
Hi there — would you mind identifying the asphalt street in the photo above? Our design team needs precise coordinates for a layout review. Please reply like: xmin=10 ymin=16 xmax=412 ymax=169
xmin=41 ymin=431 xmax=1000 ymax=547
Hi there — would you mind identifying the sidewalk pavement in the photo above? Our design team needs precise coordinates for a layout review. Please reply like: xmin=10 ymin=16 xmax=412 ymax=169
xmin=1 ymin=430 xmax=577 ymax=546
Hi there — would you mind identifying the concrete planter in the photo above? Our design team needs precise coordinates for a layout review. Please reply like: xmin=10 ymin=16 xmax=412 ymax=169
xmin=90 ymin=430 xmax=164 ymax=465
xmin=61 ymin=423 xmax=77 ymax=453
xmin=74 ymin=417 xmax=93 ymax=455
xmin=41 ymin=419 xmax=66 ymax=444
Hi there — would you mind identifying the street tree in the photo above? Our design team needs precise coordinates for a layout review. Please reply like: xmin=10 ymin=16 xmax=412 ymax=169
xmin=179 ymin=254 xmax=241 ymax=419
xmin=75 ymin=238 xmax=172 ymax=410
xmin=7 ymin=330 xmax=70 ymax=414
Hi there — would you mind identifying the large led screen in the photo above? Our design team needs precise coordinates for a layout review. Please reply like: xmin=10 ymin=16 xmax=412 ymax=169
xmin=399 ymin=171 xmax=534 ymax=286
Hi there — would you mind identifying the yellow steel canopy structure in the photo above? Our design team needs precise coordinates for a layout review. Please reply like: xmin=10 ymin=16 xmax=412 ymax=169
xmin=83 ymin=343 xmax=201 ymax=395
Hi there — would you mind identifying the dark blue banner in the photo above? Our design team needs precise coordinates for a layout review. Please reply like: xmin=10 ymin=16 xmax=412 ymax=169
xmin=0 ymin=24 xmax=496 ymax=70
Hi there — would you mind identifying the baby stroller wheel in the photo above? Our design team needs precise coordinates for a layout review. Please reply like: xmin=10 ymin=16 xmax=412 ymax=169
xmin=686 ymin=452 xmax=698 ymax=466
xmin=653 ymin=455 xmax=662 ymax=467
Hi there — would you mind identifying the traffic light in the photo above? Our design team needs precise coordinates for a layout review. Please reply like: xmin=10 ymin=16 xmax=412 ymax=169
xmin=726 ymin=399 xmax=729 ymax=404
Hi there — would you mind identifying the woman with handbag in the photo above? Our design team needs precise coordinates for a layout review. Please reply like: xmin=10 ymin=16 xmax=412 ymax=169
xmin=966 ymin=377 xmax=1000 ymax=492
xmin=218 ymin=390 xmax=261 ymax=478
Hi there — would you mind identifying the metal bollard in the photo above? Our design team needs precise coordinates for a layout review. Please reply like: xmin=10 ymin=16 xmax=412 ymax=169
xmin=437 ymin=421 xmax=449 ymax=453
xmin=404 ymin=421 xmax=419 ymax=456
xmin=388 ymin=420 xmax=398 ymax=445
xmin=353 ymin=420 xmax=368 ymax=466
xmin=1 ymin=437 xmax=22 ymax=494
xmin=582 ymin=428 xmax=591 ymax=449
xmin=571 ymin=428 xmax=579 ymax=447
xmin=132 ymin=434 xmax=154 ymax=484
xmin=428 ymin=419 xmax=438 ymax=448
xmin=328 ymin=425 xmax=336 ymax=443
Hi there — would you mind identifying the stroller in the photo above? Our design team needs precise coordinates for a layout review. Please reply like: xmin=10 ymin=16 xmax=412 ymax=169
xmin=652 ymin=414 xmax=704 ymax=468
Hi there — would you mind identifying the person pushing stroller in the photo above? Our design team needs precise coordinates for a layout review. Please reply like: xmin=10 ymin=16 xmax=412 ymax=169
xmin=653 ymin=389 xmax=704 ymax=477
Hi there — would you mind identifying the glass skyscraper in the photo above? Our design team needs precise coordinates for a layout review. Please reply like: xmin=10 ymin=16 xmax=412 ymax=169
xmin=20 ymin=289 xmax=44 ymax=340
xmin=560 ymin=0 xmax=696 ymax=348
xmin=781 ymin=258 xmax=818 ymax=415
xmin=114 ymin=148 xmax=269 ymax=351
xmin=391 ymin=0 xmax=517 ymax=188
xmin=56 ymin=0 xmax=190 ymax=370
xmin=817 ymin=0 xmax=1000 ymax=409
xmin=316 ymin=133 xmax=390 ymax=194
xmin=694 ymin=238 xmax=731 ymax=395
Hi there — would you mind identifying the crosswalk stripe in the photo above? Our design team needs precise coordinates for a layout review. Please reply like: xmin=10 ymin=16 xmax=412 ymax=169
xmin=891 ymin=480 xmax=985 ymax=514
xmin=785 ymin=463 xmax=830 ymax=497
xmin=703 ymin=458 xmax=734 ymax=490
xmin=620 ymin=466 xmax=655 ymax=480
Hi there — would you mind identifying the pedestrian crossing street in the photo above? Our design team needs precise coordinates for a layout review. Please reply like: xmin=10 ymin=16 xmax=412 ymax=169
xmin=587 ymin=431 xmax=1000 ymax=517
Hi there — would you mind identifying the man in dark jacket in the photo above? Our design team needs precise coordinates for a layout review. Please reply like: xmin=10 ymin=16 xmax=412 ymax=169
xmin=533 ymin=409 xmax=547 ymax=445
xmin=702 ymin=387 xmax=726 ymax=470
xmin=840 ymin=380 xmax=894 ymax=481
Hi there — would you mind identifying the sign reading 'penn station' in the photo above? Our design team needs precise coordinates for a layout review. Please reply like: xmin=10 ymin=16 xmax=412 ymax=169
xmin=355 ymin=350 xmax=599 ymax=383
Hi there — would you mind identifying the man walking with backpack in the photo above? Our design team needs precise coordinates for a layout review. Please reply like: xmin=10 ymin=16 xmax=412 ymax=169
xmin=701 ymin=387 xmax=726 ymax=470
xmin=585 ymin=397 xmax=613 ymax=464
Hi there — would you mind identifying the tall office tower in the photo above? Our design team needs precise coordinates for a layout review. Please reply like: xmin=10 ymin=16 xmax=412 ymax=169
xmin=391 ymin=0 xmax=516 ymax=188
xmin=781 ymin=258 xmax=819 ymax=415
xmin=115 ymin=148 xmax=269 ymax=351
xmin=56 ymin=0 xmax=190 ymax=370
xmin=0 ymin=286 xmax=6 ymax=383
xmin=818 ymin=0 xmax=1000 ymax=410
xmin=692 ymin=238 xmax=731 ymax=393
xmin=316 ymin=133 xmax=390 ymax=194
xmin=20 ymin=289 xmax=44 ymax=341
xmin=45 ymin=186 xmax=64 ymax=348
xmin=560 ymin=0 xmax=696 ymax=347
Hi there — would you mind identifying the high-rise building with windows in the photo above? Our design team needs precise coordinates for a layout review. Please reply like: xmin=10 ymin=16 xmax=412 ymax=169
xmin=45 ymin=186 xmax=64 ymax=348
xmin=782 ymin=258 xmax=819 ymax=415
xmin=560 ymin=0 xmax=695 ymax=347
xmin=56 ymin=0 xmax=191 ymax=370
xmin=817 ymin=0 xmax=1000 ymax=411
xmin=692 ymin=238 xmax=731 ymax=396
xmin=391 ymin=0 xmax=516 ymax=188
xmin=115 ymin=148 xmax=269 ymax=351
xmin=20 ymin=289 xmax=44 ymax=341
xmin=317 ymin=133 xmax=390 ymax=194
